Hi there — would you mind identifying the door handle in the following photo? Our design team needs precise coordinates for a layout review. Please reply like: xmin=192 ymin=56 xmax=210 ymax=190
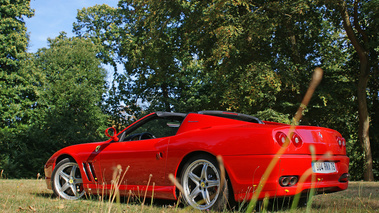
xmin=156 ymin=152 xmax=163 ymax=160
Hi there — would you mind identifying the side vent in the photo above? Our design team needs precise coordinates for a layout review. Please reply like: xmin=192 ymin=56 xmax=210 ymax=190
xmin=82 ymin=163 xmax=92 ymax=181
xmin=88 ymin=162 xmax=98 ymax=182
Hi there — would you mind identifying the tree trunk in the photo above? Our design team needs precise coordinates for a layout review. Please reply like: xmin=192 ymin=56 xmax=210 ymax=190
xmin=357 ymin=65 xmax=374 ymax=181
xmin=338 ymin=0 xmax=374 ymax=180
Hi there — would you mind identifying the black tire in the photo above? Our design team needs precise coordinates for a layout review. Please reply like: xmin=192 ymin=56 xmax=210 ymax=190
xmin=180 ymin=154 xmax=229 ymax=210
xmin=51 ymin=158 xmax=85 ymax=200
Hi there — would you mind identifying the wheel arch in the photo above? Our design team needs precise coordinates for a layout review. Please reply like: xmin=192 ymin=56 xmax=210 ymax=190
xmin=55 ymin=154 xmax=76 ymax=166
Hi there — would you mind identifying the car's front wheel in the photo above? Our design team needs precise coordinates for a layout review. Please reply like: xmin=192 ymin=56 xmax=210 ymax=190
xmin=181 ymin=155 xmax=229 ymax=210
xmin=51 ymin=158 xmax=85 ymax=200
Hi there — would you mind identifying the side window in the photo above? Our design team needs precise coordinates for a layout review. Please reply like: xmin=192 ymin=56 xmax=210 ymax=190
xmin=123 ymin=117 xmax=183 ymax=141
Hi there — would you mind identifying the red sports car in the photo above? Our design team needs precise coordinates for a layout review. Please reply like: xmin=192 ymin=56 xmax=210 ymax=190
xmin=44 ymin=111 xmax=349 ymax=210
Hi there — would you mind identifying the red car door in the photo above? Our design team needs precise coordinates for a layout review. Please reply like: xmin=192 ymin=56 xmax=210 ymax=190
xmin=97 ymin=137 xmax=169 ymax=189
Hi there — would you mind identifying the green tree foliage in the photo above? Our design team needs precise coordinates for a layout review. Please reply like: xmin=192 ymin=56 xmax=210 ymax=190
xmin=74 ymin=3 xmax=217 ymax=130
xmin=74 ymin=4 xmax=121 ymax=66
xmin=74 ymin=4 xmax=136 ymax=129
xmin=4 ymin=34 xmax=108 ymax=178
xmin=34 ymin=33 xmax=108 ymax=143
xmin=74 ymin=0 xmax=378 ymax=180
xmin=73 ymin=1 xmax=349 ymax=120
xmin=0 ymin=0 xmax=34 ymax=174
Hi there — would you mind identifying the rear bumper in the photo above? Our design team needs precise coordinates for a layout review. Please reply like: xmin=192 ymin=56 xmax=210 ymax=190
xmin=223 ymin=154 xmax=349 ymax=201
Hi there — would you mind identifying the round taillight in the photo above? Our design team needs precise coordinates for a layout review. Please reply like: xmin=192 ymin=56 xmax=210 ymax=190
xmin=291 ymin=132 xmax=303 ymax=148
xmin=336 ymin=136 xmax=343 ymax=147
xmin=336 ymin=136 xmax=346 ymax=148
xmin=275 ymin=132 xmax=288 ymax=147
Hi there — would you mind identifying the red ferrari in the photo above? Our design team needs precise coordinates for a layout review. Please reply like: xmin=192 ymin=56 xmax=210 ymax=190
xmin=44 ymin=111 xmax=349 ymax=210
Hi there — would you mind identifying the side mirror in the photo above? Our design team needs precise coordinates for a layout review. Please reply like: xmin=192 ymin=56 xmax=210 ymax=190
xmin=105 ymin=127 xmax=119 ymax=142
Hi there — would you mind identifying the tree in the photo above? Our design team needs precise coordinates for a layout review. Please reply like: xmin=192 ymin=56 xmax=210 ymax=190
xmin=35 ymin=33 xmax=108 ymax=142
xmin=74 ymin=4 xmax=138 ymax=129
xmin=5 ymin=34 xmax=109 ymax=178
xmin=74 ymin=3 xmax=219 ymax=127
xmin=0 ymin=0 xmax=34 ymax=174
xmin=323 ymin=0 xmax=378 ymax=181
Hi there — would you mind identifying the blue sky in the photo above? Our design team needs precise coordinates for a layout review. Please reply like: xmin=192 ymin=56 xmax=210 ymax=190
xmin=26 ymin=0 xmax=119 ymax=53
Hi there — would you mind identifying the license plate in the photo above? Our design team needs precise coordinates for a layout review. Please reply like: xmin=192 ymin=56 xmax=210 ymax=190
xmin=312 ymin=162 xmax=337 ymax=173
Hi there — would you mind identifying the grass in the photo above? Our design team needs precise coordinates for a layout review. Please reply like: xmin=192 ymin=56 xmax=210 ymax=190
xmin=0 ymin=178 xmax=378 ymax=212
xmin=0 ymin=178 xmax=183 ymax=213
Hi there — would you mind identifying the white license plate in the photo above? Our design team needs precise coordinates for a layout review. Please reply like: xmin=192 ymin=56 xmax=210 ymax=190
xmin=312 ymin=162 xmax=337 ymax=173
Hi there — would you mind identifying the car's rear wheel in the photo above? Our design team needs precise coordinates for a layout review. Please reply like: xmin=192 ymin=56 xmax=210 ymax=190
xmin=51 ymin=158 xmax=85 ymax=200
xmin=181 ymin=155 xmax=228 ymax=210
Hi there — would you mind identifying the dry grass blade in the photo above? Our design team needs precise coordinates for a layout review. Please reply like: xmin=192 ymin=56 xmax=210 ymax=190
xmin=107 ymin=165 xmax=129 ymax=213
xmin=29 ymin=205 xmax=36 ymax=211
xmin=292 ymin=67 xmax=323 ymax=125
xmin=217 ymin=155 xmax=226 ymax=192
xmin=168 ymin=173 xmax=184 ymax=196
xmin=141 ymin=174 xmax=153 ymax=211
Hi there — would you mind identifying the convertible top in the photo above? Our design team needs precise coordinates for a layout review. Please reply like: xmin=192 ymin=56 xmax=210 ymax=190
xmin=156 ymin=111 xmax=187 ymax=118
xmin=198 ymin=110 xmax=264 ymax=124
xmin=156 ymin=111 xmax=264 ymax=124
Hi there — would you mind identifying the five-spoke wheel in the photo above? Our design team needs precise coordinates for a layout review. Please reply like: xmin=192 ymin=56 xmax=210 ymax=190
xmin=51 ymin=158 xmax=85 ymax=200
xmin=181 ymin=155 xmax=228 ymax=210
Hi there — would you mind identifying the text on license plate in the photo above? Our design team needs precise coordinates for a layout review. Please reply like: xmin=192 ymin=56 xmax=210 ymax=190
xmin=312 ymin=162 xmax=337 ymax=173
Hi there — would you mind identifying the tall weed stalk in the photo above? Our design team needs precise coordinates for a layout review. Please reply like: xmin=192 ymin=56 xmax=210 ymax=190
xmin=246 ymin=68 xmax=324 ymax=212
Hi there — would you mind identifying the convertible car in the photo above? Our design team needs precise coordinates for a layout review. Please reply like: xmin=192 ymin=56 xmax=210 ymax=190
xmin=44 ymin=111 xmax=349 ymax=210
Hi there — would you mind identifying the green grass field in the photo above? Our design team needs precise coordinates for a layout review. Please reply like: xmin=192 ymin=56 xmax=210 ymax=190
xmin=0 ymin=179 xmax=378 ymax=212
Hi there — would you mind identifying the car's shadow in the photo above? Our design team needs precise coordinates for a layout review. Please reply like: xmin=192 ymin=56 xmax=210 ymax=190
xmin=33 ymin=192 xmax=311 ymax=212
xmin=32 ymin=192 xmax=179 ymax=209
xmin=33 ymin=192 xmax=56 ymax=199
